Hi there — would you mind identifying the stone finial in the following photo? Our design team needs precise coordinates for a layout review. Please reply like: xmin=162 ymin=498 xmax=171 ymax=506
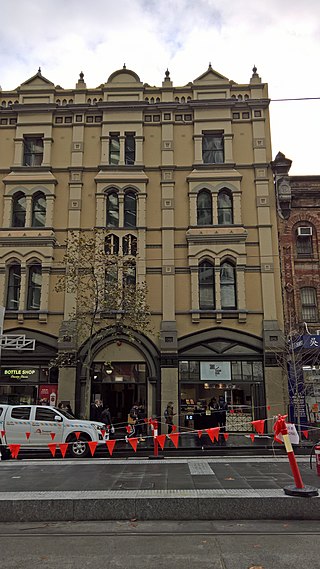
xmin=165 ymin=68 xmax=170 ymax=79
xmin=208 ymin=62 xmax=212 ymax=69
xmin=38 ymin=67 xmax=41 ymax=74
xmin=250 ymin=64 xmax=261 ymax=84
xmin=123 ymin=63 xmax=126 ymax=69
xmin=79 ymin=71 xmax=84 ymax=81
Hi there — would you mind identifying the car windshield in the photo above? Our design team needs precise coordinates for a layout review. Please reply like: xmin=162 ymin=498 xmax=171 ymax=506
xmin=54 ymin=407 xmax=75 ymax=420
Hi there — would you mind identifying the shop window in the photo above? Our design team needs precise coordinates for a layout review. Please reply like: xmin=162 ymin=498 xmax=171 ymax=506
xmin=106 ymin=191 xmax=119 ymax=227
xmin=197 ymin=190 xmax=212 ymax=225
xmin=11 ymin=406 xmax=31 ymax=420
xmin=27 ymin=264 xmax=42 ymax=310
xmin=125 ymin=133 xmax=135 ymax=165
xmin=105 ymin=234 xmax=119 ymax=255
xmin=220 ymin=261 xmax=236 ymax=309
xmin=124 ymin=191 xmax=137 ymax=227
xmin=123 ymin=234 xmax=137 ymax=256
xmin=109 ymin=133 xmax=120 ymax=165
xmin=218 ymin=190 xmax=233 ymax=225
xmin=301 ymin=287 xmax=318 ymax=322
xmin=12 ymin=192 xmax=26 ymax=227
xmin=202 ymin=132 xmax=224 ymax=164
xmin=6 ymin=263 xmax=21 ymax=310
xmin=23 ymin=136 xmax=43 ymax=166
xmin=31 ymin=192 xmax=46 ymax=227
xmin=199 ymin=261 xmax=215 ymax=309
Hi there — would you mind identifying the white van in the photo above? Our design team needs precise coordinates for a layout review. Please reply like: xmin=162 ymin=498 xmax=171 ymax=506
xmin=0 ymin=404 xmax=109 ymax=458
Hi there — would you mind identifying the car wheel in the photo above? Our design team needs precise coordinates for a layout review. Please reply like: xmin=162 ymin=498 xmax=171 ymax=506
xmin=69 ymin=436 xmax=90 ymax=458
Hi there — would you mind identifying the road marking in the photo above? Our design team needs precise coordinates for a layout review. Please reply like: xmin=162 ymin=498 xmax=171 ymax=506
xmin=188 ymin=461 xmax=215 ymax=475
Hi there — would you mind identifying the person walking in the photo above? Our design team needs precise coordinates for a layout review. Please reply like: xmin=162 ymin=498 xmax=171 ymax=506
xmin=218 ymin=396 xmax=228 ymax=432
xmin=90 ymin=399 xmax=103 ymax=422
xmin=164 ymin=401 xmax=175 ymax=435
xmin=101 ymin=404 xmax=112 ymax=428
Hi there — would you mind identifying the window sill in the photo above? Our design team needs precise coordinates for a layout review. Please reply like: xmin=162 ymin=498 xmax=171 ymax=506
xmin=192 ymin=310 xmax=247 ymax=323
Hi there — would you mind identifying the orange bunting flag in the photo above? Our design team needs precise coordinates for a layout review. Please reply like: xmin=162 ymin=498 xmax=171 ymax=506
xmin=126 ymin=425 xmax=132 ymax=434
xmin=250 ymin=433 xmax=255 ymax=442
xmin=75 ymin=431 xmax=81 ymax=440
xmin=197 ymin=430 xmax=203 ymax=438
xmin=205 ymin=427 xmax=220 ymax=442
xmin=50 ymin=432 xmax=56 ymax=441
xmin=251 ymin=419 xmax=265 ymax=435
xmin=267 ymin=405 xmax=271 ymax=411
xmin=8 ymin=444 xmax=21 ymax=459
xmin=171 ymin=425 xmax=177 ymax=433
xmin=223 ymin=433 xmax=229 ymax=441
xmin=59 ymin=443 xmax=68 ymax=458
xmin=128 ymin=437 xmax=138 ymax=452
xmin=101 ymin=429 xmax=106 ymax=438
xmin=302 ymin=430 xmax=309 ymax=439
xmin=48 ymin=443 xmax=57 ymax=457
xmin=229 ymin=409 xmax=235 ymax=414
xmin=106 ymin=440 xmax=116 ymax=456
xmin=1 ymin=430 xmax=5 ymax=438
xmin=169 ymin=433 xmax=179 ymax=448
xmin=88 ymin=441 xmax=98 ymax=456
xmin=156 ymin=434 xmax=166 ymax=450
xmin=25 ymin=432 xmax=31 ymax=440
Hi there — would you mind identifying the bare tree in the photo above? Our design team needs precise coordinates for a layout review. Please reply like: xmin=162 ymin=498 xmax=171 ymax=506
xmin=52 ymin=228 xmax=152 ymax=414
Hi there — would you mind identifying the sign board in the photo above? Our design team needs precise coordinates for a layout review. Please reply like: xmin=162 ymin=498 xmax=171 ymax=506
xmin=292 ymin=335 xmax=320 ymax=351
xmin=200 ymin=362 xmax=231 ymax=382
xmin=0 ymin=367 xmax=39 ymax=383
xmin=277 ymin=423 xmax=300 ymax=445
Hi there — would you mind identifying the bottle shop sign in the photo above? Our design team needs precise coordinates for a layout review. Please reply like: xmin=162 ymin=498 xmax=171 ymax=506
xmin=0 ymin=367 xmax=39 ymax=382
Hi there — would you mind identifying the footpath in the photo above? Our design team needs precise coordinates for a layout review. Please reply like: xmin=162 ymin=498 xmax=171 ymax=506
xmin=0 ymin=455 xmax=319 ymax=522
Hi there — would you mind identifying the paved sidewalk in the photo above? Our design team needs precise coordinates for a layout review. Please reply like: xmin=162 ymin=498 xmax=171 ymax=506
xmin=0 ymin=456 xmax=319 ymax=521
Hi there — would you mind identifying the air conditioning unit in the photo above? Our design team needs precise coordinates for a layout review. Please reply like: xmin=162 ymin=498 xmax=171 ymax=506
xmin=297 ymin=226 xmax=312 ymax=236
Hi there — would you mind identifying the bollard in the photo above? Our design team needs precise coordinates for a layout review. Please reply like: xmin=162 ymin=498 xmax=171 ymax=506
xmin=274 ymin=414 xmax=318 ymax=497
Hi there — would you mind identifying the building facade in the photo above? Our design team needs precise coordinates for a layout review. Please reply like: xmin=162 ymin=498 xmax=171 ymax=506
xmin=0 ymin=64 xmax=285 ymax=431
xmin=272 ymin=152 xmax=320 ymax=425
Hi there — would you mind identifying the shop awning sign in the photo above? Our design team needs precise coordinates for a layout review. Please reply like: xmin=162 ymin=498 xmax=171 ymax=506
xmin=200 ymin=362 xmax=231 ymax=382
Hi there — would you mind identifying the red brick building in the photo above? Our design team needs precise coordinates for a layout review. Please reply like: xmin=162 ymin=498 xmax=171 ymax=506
xmin=272 ymin=152 xmax=320 ymax=425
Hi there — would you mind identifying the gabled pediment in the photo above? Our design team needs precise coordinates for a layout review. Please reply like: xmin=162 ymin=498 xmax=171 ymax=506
xmin=193 ymin=64 xmax=232 ymax=85
xmin=19 ymin=69 xmax=55 ymax=89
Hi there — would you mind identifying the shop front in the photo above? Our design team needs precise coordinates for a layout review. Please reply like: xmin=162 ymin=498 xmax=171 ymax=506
xmin=0 ymin=366 xmax=58 ymax=406
xmin=179 ymin=359 xmax=265 ymax=432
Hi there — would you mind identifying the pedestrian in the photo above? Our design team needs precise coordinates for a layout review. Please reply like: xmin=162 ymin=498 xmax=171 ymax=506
xmin=125 ymin=402 xmax=139 ymax=442
xmin=208 ymin=397 xmax=219 ymax=428
xmin=101 ymin=404 xmax=112 ymax=428
xmin=218 ymin=396 xmax=228 ymax=432
xmin=136 ymin=402 xmax=146 ymax=441
xmin=65 ymin=403 xmax=74 ymax=417
xmin=164 ymin=401 xmax=175 ymax=434
xmin=90 ymin=399 xmax=103 ymax=422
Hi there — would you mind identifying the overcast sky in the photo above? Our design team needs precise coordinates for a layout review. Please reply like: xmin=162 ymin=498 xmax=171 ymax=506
xmin=1 ymin=0 xmax=319 ymax=175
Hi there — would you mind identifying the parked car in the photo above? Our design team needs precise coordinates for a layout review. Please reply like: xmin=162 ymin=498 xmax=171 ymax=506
xmin=0 ymin=404 xmax=109 ymax=458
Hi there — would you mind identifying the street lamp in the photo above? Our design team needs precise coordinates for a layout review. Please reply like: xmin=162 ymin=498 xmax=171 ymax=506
xmin=104 ymin=362 xmax=113 ymax=375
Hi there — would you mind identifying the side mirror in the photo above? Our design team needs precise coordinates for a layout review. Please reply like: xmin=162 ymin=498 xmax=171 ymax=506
xmin=54 ymin=415 xmax=63 ymax=422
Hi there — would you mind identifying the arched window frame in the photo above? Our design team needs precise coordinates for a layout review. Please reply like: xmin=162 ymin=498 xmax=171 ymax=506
xmin=12 ymin=192 xmax=26 ymax=227
xmin=105 ymin=234 xmax=119 ymax=255
xmin=27 ymin=263 xmax=42 ymax=310
xmin=6 ymin=262 xmax=21 ymax=310
xmin=123 ymin=234 xmax=137 ymax=256
xmin=296 ymin=226 xmax=313 ymax=257
xmin=197 ymin=190 xmax=212 ymax=226
xmin=198 ymin=260 xmax=215 ymax=310
xmin=218 ymin=189 xmax=233 ymax=225
xmin=220 ymin=260 xmax=237 ymax=309
xmin=106 ymin=190 xmax=119 ymax=227
xmin=31 ymin=192 xmax=46 ymax=227
xmin=124 ymin=190 xmax=137 ymax=228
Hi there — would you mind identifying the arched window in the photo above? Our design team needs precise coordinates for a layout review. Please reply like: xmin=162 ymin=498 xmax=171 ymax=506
xmin=296 ymin=227 xmax=313 ymax=257
xmin=123 ymin=234 xmax=137 ymax=256
xmin=218 ymin=190 xmax=233 ymax=225
xmin=199 ymin=261 xmax=215 ymax=309
xmin=6 ymin=263 xmax=21 ymax=310
xmin=197 ymin=190 xmax=212 ymax=225
xmin=106 ymin=191 xmax=119 ymax=227
xmin=301 ymin=287 xmax=318 ymax=322
xmin=220 ymin=262 xmax=236 ymax=309
xmin=27 ymin=264 xmax=42 ymax=310
xmin=32 ymin=192 xmax=46 ymax=227
xmin=124 ymin=191 xmax=137 ymax=228
xmin=12 ymin=192 xmax=26 ymax=227
xmin=105 ymin=234 xmax=119 ymax=255
xmin=123 ymin=261 xmax=136 ymax=287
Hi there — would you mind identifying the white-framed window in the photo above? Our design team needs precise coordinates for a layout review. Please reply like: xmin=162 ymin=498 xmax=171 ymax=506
xmin=23 ymin=136 xmax=43 ymax=166
xmin=296 ymin=226 xmax=313 ymax=257
xmin=27 ymin=264 xmax=42 ymax=310
xmin=6 ymin=263 xmax=21 ymax=310
xmin=106 ymin=188 xmax=137 ymax=229
xmin=202 ymin=132 xmax=224 ymax=164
